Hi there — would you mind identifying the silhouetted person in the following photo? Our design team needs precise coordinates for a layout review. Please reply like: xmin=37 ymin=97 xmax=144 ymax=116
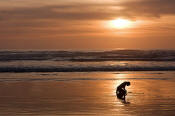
xmin=116 ymin=81 xmax=130 ymax=100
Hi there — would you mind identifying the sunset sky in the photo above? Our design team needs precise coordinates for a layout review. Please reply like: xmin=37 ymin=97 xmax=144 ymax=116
xmin=0 ymin=0 xmax=175 ymax=50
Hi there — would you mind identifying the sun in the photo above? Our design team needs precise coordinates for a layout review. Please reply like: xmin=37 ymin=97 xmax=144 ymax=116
xmin=109 ymin=18 xmax=133 ymax=29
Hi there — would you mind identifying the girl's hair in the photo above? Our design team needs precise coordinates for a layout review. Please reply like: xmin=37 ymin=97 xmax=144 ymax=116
xmin=125 ymin=81 xmax=130 ymax=86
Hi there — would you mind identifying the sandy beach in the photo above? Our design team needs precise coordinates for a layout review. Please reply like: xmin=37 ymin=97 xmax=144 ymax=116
xmin=0 ymin=71 xmax=174 ymax=115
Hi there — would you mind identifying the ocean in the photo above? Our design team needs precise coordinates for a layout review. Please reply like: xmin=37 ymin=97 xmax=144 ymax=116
xmin=1 ymin=50 xmax=175 ymax=72
xmin=0 ymin=50 xmax=175 ymax=115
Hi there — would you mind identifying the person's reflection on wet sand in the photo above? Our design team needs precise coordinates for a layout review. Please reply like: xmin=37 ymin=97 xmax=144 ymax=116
xmin=117 ymin=94 xmax=130 ymax=104
xmin=116 ymin=81 xmax=130 ymax=104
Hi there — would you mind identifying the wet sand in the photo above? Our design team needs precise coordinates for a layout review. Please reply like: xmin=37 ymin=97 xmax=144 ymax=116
xmin=0 ymin=71 xmax=175 ymax=115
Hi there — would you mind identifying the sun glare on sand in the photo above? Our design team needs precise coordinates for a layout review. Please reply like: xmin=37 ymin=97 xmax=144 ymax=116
xmin=109 ymin=18 xmax=133 ymax=29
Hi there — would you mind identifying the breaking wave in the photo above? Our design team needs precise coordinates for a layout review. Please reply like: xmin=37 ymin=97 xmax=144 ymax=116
xmin=0 ymin=50 xmax=175 ymax=61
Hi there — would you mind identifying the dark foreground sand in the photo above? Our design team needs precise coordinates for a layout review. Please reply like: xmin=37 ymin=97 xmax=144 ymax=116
xmin=0 ymin=71 xmax=175 ymax=115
